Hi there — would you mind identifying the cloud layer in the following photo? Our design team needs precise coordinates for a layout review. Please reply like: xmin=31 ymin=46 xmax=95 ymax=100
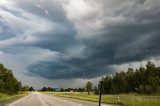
xmin=0 ymin=0 xmax=160 ymax=80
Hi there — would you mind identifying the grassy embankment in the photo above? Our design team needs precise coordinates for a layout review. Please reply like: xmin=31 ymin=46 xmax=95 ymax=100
xmin=0 ymin=92 xmax=30 ymax=103
xmin=43 ymin=92 xmax=160 ymax=106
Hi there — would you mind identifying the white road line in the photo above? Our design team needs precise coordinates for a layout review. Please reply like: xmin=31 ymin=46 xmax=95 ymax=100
xmin=69 ymin=101 xmax=73 ymax=104
xmin=47 ymin=95 xmax=80 ymax=105
xmin=57 ymin=98 xmax=73 ymax=104
xmin=36 ymin=92 xmax=48 ymax=106
xmin=7 ymin=94 xmax=32 ymax=106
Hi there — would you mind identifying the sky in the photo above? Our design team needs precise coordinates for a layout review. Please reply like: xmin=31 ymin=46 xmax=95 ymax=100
xmin=0 ymin=0 xmax=160 ymax=89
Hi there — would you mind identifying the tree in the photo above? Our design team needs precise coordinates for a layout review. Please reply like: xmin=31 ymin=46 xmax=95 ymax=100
xmin=0 ymin=63 xmax=22 ymax=93
xmin=29 ymin=87 xmax=34 ymax=91
xmin=47 ymin=87 xmax=54 ymax=91
xmin=42 ymin=87 xmax=47 ymax=92
xmin=86 ymin=82 xmax=92 ymax=95
xmin=78 ymin=88 xmax=85 ymax=92
xmin=101 ymin=61 xmax=160 ymax=94
xmin=94 ymin=86 xmax=99 ymax=94
xmin=21 ymin=85 xmax=29 ymax=91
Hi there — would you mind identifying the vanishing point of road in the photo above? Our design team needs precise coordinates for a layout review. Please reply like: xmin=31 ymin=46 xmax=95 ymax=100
xmin=4 ymin=92 xmax=121 ymax=106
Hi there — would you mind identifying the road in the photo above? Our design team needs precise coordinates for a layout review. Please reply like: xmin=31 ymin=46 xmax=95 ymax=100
xmin=5 ymin=92 xmax=121 ymax=106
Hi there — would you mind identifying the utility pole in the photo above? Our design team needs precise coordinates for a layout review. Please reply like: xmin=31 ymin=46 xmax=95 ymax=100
xmin=99 ymin=81 xmax=103 ymax=106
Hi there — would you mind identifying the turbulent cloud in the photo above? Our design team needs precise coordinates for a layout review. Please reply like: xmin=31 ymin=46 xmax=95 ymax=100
xmin=0 ymin=0 xmax=160 ymax=81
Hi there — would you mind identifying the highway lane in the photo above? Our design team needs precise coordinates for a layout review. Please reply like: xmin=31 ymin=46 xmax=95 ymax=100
xmin=5 ymin=92 xmax=121 ymax=106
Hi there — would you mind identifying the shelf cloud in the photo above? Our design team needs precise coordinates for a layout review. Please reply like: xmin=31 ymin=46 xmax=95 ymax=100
xmin=0 ymin=0 xmax=160 ymax=82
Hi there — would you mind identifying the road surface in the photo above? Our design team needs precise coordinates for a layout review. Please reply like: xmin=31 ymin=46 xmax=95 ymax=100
xmin=4 ymin=92 xmax=121 ymax=106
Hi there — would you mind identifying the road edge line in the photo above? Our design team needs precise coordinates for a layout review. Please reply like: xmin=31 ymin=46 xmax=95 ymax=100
xmin=7 ymin=93 xmax=32 ymax=106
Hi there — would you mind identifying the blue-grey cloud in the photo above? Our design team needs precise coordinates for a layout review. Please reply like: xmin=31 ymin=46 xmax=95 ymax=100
xmin=27 ymin=59 xmax=114 ymax=79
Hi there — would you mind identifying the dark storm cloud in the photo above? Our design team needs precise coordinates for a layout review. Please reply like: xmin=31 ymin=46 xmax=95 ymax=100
xmin=0 ymin=0 xmax=78 ymax=53
xmin=1 ymin=0 xmax=160 ymax=79
xmin=27 ymin=0 xmax=160 ymax=79
xmin=15 ymin=0 xmax=66 ymax=22
xmin=32 ymin=24 xmax=77 ymax=52
xmin=0 ymin=14 xmax=23 ymax=40
xmin=27 ymin=59 xmax=114 ymax=79
xmin=0 ymin=21 xmax=15 ymax=40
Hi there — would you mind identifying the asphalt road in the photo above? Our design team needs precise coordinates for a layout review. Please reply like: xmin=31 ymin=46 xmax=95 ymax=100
xmin=5 ymin=92 xmax=121 ymax=106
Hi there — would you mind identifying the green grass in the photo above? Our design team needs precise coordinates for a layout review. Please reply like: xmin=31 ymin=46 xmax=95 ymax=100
xmin=42 ymin=92 xmax=160 ymax=106
xmin=42 ymin=92 xmax=120 ymax=104
xmin=110 ymin=92 xmax=160 ymax=96
xmin=0 ymin=92 xmax=30 ymax=103
xmin=121 ymin=98 xmax=160 ymax=106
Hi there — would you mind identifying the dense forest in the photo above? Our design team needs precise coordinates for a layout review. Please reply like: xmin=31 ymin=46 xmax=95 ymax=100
xmin=101 ymin=61 xmax=160 ymax=94
xmin=0 ymin=64 xmax=22 ymax=93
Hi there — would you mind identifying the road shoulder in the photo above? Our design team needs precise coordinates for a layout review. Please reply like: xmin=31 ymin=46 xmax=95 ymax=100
xmin=0 ymin=93 xmax=30 ymax=106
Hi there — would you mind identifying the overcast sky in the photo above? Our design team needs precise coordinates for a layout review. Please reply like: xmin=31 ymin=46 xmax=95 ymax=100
xmin=0 ymin=0 xmax=160 ymax=89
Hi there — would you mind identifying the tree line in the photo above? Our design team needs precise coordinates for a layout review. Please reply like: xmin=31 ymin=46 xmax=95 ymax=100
xmin=0 ymin=64 xmax=34 ymax=93
xmin=0 ymin=64 xmax=22 ymax=93
xmin=40 ymin=87 xmax=85 ymax=92
xmin=101 ymin=61 xmax=160 ymax=94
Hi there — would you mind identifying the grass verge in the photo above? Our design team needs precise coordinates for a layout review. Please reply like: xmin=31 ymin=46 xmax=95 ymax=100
xmin=121 ymin=98 xmax=160 ymax=106
xmin=0 ymin=92 xmax=30 ymax=103
xmin=42 ymin=92 xmax=160 ymax=106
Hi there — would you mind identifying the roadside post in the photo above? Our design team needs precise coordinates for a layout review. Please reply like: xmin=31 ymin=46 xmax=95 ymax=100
xmin=99 ymin=80 xmax=103 ymax=106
